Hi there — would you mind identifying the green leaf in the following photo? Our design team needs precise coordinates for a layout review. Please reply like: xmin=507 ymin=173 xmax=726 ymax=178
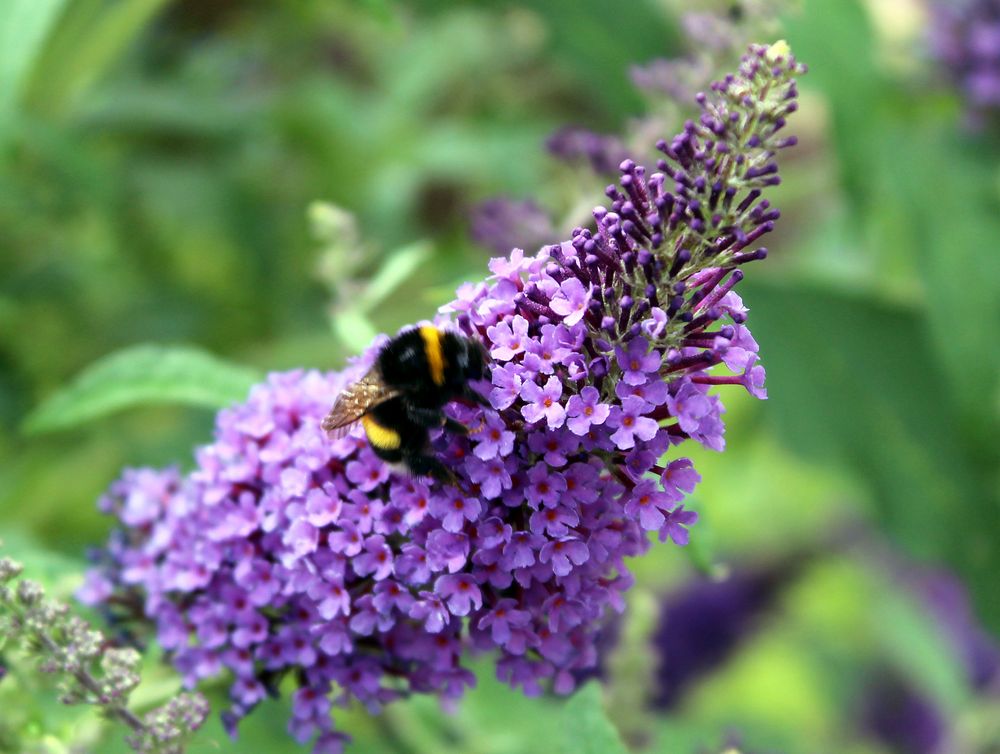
xmin=23 ymin=345 xmax=262 ymax=434
xmin=0 ymin=0 xmax=68 ymax=132
xmin=23 ymin=0 xmax=172 ymax=117
xmin=560 ymin=683 xmax=629 ymax=754
xmin=332 ymin=309 xmax=380 ymax=355
xmin=683 ymin=505 xmax=723 ymax=578
xmin=785 ymin=0 xmax=884 ymax=217
xmin=744 ymin=280 xmax=1000 ymax=630
xmin=356 ymin=241 xmax=433 ymax=314
xmin=872 ymin=582 xmax=970 ymax=712
xmin=0 ymin=530 xmax=87 ymax=593
xmin=881 ymin=123 xmax=1000 ymax=442
xmin=787 ymin=0 xmax=1000 ymax=441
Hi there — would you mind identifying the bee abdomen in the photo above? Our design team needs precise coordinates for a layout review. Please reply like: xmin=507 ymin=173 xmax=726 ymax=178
xmin=361 ymin=414 xmax=402 ymax=450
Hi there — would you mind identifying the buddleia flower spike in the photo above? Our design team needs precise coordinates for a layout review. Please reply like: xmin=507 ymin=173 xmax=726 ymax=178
xmin=82 ymin=43 xmax=805 ymax=752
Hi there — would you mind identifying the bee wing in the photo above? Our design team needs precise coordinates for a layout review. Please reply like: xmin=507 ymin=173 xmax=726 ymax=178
xmin=321 ymin=368 xmax=400 ymax=438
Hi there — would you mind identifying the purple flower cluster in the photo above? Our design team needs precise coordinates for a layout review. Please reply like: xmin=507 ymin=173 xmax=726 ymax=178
xmin=650 ymin=560 xmax=797 ymax=710
xmin=82 ymin=44 xmax=804 ymax=752
xmin=632 ymin=4 xmax=786 ymax=122
xmin=930 ymin=0 xmax=1000 ymax=122
xmin=641 ymin=543 xmax=1000 ymax=752
xmin=546 ymin=125 xmax=632 ymax=175
xmin=469 ymin=198 xmax=559 ymax=256
xmin=858 ymin=669 xmax=949 ymax=754
xmin=857 ymin=559 xmax=1000 ymax=754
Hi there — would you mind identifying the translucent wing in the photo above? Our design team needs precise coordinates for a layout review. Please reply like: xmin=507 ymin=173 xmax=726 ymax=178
xmin=321 ymin=367 xmax=400 ymax=438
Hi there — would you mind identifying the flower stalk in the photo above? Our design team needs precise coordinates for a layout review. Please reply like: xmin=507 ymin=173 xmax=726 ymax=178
xmin=0 ymin=553 xmax=208 ymax=753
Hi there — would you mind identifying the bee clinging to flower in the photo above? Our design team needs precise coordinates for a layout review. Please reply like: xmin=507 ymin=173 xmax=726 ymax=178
xmin=322 ymin=326 xmax=489 ymax=480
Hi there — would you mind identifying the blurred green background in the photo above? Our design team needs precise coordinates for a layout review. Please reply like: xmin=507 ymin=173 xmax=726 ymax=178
xmin=2 ymin=0 xmax=999 ymax=752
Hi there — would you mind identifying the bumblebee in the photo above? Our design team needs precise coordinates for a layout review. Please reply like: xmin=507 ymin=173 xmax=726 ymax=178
xmin=322 ymin=326 xmax=489 ymax=480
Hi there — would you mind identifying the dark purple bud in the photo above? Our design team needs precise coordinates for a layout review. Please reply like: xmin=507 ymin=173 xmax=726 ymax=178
xmin=623 ymin=219 xmax=650 ymax=243
xmin=729 ymin=221 xmax=774 ymax=254
xmin=698 ymin=270 xmax=744 ymax=313
xmin=470 ymin=198 xmax=559 ymax=255
xmin=744 ymin=162 xmax=778 ymax=180
xmin=651 ymin=561 xmax=797 ymax=710
xmin=644 ymin=283 xmax=659 ymax=307
xmin=688 ymin=269 xmax=726 ymax=309
xmin=545 ymin=262 xmax=563 ymax=279
xmin=859 ymin=672 xmax=948 ymax=754
xmin=669 ymin=249 xmax=691 ymax=277
xmin=687 ymin=305 xmax=722 ymax=332
xmin=621 ymin=251 xmax=636 ymax=273
xmin=588 ymin=356 xmax=609 ymax=378
xmin=515 ymin=293 xmax=554 ymax=319
xmin=735 ymin=189 xmax=761 ymax=215
xmin=732 ymin=247 xmax=768 ymax=265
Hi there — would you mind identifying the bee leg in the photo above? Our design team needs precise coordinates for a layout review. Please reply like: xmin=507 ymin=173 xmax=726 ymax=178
xmin=406 ymin=453 xmax=458 ymax=485
xmin=462 ymin=386 xmax=491 ymax=408
xmin=405 ymin=405 xmax=446 ymax=429
xmin=443 ymin=417 xmax=471 ymax=435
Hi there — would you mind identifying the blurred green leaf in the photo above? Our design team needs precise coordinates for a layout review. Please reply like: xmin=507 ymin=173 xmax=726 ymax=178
xmin=0 ymin=530 xmax=86 ymax=592
xmin=25 ymin=0 xmax=171 ymax=117
xmin=873 ymin=583 xmax=970 ymax=713
xmin=745 ymin=280 xmax=1000 ymax=630
xmin=560 ymin=683 xmax=629 ymax=754
xmin=23 ymin=345 xmax=261 ymax=434
xmin=332 ymin=309 xmax=380 ymax=355
xmin=787 ymin=0 xmax=1000 ymax=443
xmin=786 ymin=0 xmax=882 ymax=210
xmin=882 ymin=123 xmax=1000 ymax=443
xmin=784 ymin=0 xmax=927 ymax=298
xmin=0 ymin=0 xmax=67 ymax=133
xmin=357 ymin=241 xmax=433 ymax=314
xmin=684 ymin=508 xmax=723 ymax=578
xmin=357 ymin=0 xmax=400 ymax=26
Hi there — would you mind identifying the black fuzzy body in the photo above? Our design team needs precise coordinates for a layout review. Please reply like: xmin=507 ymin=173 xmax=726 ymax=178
xmin=364 ymin=327 xmax=488 ymax=480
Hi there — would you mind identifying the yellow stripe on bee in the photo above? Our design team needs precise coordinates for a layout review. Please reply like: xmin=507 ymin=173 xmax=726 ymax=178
xmin=361 ymin=414 xmax=401 ymax=450
xmin=419 ymin=326 xmax=446 ymax=386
